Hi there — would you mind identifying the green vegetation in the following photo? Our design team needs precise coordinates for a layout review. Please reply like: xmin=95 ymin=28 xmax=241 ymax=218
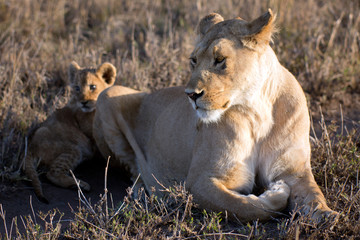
xmin=0 ymin=0 xmax=359 ymax=238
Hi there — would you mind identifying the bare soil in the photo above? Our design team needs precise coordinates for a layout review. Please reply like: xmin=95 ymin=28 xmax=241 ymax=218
xmin=0 ymin=157 xmax=131 ymax=234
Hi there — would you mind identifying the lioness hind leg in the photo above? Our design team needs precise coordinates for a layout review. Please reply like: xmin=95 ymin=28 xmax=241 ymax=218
xmin=94 ymin=86 xmax=146 ymax=178
xmin=46 ymin=149 xmax=90 ymax=191
xmin=93 ymin=114 xmax=115 ymax=162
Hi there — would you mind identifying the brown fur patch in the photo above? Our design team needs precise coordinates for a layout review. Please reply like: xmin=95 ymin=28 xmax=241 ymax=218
xmin=24 ymin=62 xmax=115 ymax=203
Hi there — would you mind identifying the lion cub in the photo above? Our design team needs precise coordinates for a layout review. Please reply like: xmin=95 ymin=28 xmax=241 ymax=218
xmin=24 ymin=61 xmax=116 ymax=203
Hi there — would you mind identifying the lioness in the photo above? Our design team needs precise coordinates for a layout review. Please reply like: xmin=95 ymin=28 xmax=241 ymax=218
xmin=24 ymin=61 xmax=116 ymax=203
xmin=94 ymin=10 xmax=336 ymax=222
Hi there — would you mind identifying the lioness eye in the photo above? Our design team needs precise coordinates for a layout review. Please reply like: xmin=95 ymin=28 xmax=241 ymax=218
xmin=89 ymin=85 xmax=96 ymax=91
xmin=74 ymin=86 xmax=80 ymax=92
xmin=214 ymin=56 xmax=225 ymax=65
xmin=189 ymin=57 xmax=197 ymax=66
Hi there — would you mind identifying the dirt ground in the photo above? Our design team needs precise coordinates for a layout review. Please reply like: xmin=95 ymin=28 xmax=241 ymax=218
xmin=0 ymin=158 xmax=131 ymax=235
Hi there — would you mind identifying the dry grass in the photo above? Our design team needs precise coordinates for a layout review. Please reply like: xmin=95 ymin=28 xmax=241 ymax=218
xmin=0 ymin=0 xmax=359 ymax=238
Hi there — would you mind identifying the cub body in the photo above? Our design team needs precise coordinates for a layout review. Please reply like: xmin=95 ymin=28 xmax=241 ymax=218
xmin=24 ymin=62 xmax=116 ymax=203
xmin=94 ymin=10 xmax=336 ymax=222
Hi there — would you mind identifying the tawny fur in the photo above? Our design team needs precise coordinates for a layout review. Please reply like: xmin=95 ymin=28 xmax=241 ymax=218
xmin=24 ymin=61 xmax=116 ymax=203
xmin=94 ymin=10 xmax=337 ymax=222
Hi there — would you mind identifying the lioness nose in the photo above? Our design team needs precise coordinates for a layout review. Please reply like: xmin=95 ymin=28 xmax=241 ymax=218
xmin=186 ymin=90 xmax=204 ymax=102
xmin=81 ymin=101 xmax=88 ymax=106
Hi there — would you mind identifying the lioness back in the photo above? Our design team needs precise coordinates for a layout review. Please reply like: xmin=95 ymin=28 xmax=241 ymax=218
xmin=24 ymin=61 xmax=116 ymax=203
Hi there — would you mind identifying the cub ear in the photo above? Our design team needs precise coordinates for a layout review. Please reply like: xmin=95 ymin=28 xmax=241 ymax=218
xmin=243 ymin=9 xmax=276 ymax=48
xmin=197 ymin=13 xmax=224 ymax=39
xmin=68 ymin=61 xmax=81 ymax=82
xmin=96 ymin=62 xmax=116 ymax=86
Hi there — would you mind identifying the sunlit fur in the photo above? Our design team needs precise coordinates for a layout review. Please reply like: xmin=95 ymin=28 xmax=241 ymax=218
xmin=94 ymin=10 xmax=337 ymax=222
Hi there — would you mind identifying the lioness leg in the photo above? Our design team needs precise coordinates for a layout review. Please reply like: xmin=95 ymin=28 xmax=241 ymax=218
xmin=93 ymin=114 xmax=115 ymax=161
xmin=188 ymin=176 xmax=290 ymax=222
xmin=274 ymin=149 xmax=337 ymax=221
xmin=281 ymin=170 xmax=335 ymax=220
xmin=46 ymin=147 xmax=90 ymax=191
xmin=94 ymin=86 xmax=146 ymax=179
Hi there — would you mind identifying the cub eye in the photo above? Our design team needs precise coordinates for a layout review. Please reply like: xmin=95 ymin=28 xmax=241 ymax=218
xmin=214 ymin=56 xmax=225 ymax=66
xmin=74 ymin=86 xmax=80 ymax=92
xmin=89 ymin=85 xmax=96 ymax=91
xmin=189 ymin=57 xmax=197 ymax=67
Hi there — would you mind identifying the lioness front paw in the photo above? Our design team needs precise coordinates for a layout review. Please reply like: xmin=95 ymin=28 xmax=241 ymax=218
xmin=269 ymin=180 xmax=290 ymax=194
xmin=311 ymin=208 xmax=339 ymax=224
xmin=260 ymin=180 xmax=290 ymax=211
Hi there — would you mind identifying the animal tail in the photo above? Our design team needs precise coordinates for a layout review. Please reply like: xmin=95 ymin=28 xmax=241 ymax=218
xmin=114 ymin=106 xmax=153 ymax=191
xmin=24 ymin=151 xmax=49 ymax=204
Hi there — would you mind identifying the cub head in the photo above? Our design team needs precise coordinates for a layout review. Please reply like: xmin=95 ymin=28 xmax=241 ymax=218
xmin=185 ymin=10 xmax=277 ymax=123
xmin=68 ymin=61 xmax=116 ymax=112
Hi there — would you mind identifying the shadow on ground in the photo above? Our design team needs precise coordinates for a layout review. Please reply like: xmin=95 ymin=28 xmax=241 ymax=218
xmin=0 ymin=157 xmax=131 ymax=235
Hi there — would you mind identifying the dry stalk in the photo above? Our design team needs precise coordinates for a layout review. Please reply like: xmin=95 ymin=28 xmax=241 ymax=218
xmin=0 ymin=204 xmax=10 ymax=240
xmin=69 ymin=170 xmax=97 ymax=217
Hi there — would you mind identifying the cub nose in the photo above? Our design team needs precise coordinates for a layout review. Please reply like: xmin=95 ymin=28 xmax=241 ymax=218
xmin=186 ymin=90 xmax=204 ymax=102
xmin=81 ymin=101 xmax=88 ymax=106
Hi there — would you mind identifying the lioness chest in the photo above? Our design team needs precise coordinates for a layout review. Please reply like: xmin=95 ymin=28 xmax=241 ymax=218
xmin=134 ymin=87 xmax=275 ymax=191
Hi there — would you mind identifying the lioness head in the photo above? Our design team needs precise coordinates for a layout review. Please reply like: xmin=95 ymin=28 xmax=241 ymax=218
xmin=68 ymin=61 xmax=116 ymax=112
xmin=185 ymin=10 xmax=276 ymax=123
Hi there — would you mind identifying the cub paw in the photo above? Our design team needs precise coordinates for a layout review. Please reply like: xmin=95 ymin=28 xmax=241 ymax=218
xmin=79 ymin=180 xmax=91 ymax=192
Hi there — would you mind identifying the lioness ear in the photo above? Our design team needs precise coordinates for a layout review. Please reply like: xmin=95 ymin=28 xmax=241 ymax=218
xmin=197 ymin=13 xmax=224 ymax=38
xmin=243 ymin=9 xmax=276 ymax=48
xmin=96 ymin=62 xmax=116 ymax=86
xmin=68 ymin=61 xmax=81 ymax=82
